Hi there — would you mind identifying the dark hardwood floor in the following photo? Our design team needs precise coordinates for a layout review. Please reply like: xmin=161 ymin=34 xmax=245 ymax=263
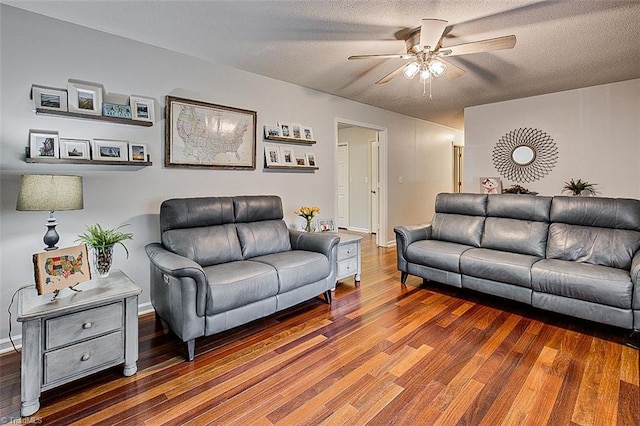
xmin=1 ymin=233 xmax=638 ymax=425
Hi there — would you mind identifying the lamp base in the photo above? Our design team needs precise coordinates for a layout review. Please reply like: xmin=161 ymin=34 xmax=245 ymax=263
xmin=43 ymin=212 xmax=60 ymax=251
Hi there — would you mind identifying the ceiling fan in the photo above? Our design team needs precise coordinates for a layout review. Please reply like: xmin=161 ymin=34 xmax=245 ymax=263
xmin=348 ymin=19 xmax=516 ymax=91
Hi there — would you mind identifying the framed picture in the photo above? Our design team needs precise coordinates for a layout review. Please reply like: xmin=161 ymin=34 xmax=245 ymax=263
xmin=305 ymin=152 xmax=317 ymax=167
xmin=295 ymin=155 xmax=307 ymax=166
xmin=479 ymin=177 xmax=503 ymax=194
xmin=279 ymin=122 xmax=292 ymax=138
xmin=265 ymin=146 xmax=280 ymax=165
xmin=67 ymin=81 xmax=103 ymax=116
xmin=279 ymin=146 xmax=294 ymax=165
xmin=317 ymin=218 xmax=336 ymax=233
xmin=33 ymin=244 xmax=91 ymax=295
xmin=264 ymin=125 xmax=281 ymax=139
xmin=166 ymin=96 xmax=257 ymax=169
xmin=302 ymin=126 xmax=314 ymax=141
xmin=129 ymin=143 xmax=148 ymax=162
xmin=31 ymin=85 xmax=68 ymax=112
xmin=60 ymin=138 xmax=91 ymax=160
xmin=291 ymin=123 xmax=302 ymax=139
xmin=29 ymin=130 xmax=59 ymax=158
xmin=93 ymin=139 xmax=128 ymax=161
xmin=130 ymin=96 xmax=155 ymax=122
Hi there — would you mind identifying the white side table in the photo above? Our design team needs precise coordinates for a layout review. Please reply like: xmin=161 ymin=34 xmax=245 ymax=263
xmin=336 ymin=232 xmax=362 ymax=283
xmin=17 ymin=270 xmax=141 ymax=417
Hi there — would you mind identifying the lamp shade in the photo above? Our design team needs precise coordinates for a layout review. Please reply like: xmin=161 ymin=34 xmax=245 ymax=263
xmin=16 ymin=174 xmax=84 ymax=212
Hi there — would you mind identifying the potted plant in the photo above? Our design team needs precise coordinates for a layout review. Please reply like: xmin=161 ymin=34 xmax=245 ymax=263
xmin=77 ymin=224 xmax=133 ymax=277
xmin=502 ymin=184 xmax=538 ymax=195
xmin=562 ymin=178 xmax=599 ymax=196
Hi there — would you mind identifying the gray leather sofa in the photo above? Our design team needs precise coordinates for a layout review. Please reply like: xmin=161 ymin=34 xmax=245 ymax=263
xmin=145 ymin=195 xmax=339 ymax=360
xmin=395 ymin=193 xmax=640 ymax=332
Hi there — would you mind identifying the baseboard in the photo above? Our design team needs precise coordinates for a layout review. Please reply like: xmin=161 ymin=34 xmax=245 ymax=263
xmin=346 ymin=226 xmax=370 ymax=233
xmin=0 ymin=301 xmax=156 ymax=354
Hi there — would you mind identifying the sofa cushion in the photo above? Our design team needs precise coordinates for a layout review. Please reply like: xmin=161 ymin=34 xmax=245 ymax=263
xmin=251 ymin=250 xmax=330 ymax=293
xmin=236 ymin=220 xmax=292 ymax=258
xmin=204 ymin=260 xmax=279 ymax=315
xmin=160 ymin=197 xmax=234 ymax=232
xmin=531 ymin=259 xmax=633 ymax=309
xmin=435 ymin=193 xmax=487 ymax=216
xmin=431 ymin=213 xmax=485 ymax=247
xmin=547 ymin=223 xmax=640 ymax=270
xmin=550 ymin=196 xmax=640 ymax=231
xmin=461 ymin=248 xmax=541 ymax=288
xmin=162 ymin=223 xmax=243 ymax=267
xmin=234 ymin=195 xmax=284 ymax=222
xmin=487 ymin=194 xmax=552 ymax=222
xmin=406 ymin=240 xmax=473 ymax=273
xmin=481 ymin=217 xmax=549 ymax=257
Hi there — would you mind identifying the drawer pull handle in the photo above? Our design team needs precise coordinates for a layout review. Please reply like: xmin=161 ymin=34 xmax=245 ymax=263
xmin=83 ymin=322 xmax=93 ymax=329
xmin=81 ymin=353 xmax=91 ymax=362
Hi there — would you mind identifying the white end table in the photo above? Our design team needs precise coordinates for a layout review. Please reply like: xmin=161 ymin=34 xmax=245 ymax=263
xmin=17 ymin=270 xmax=141 ymax=417
xmin=336 ymin=232 xmax=362 ymax=283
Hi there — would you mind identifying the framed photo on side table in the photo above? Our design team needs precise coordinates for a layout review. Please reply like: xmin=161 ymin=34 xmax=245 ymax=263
xmin=60 ymin=138 xmax=91 ymax=160
xmin=29 ymin=130 xmax=59 ymax=159
xmin=479 ymin=177 xmax=503 ymax=194
xmin=130 ymin=96 xmax=155 ymax=122
xmin=93 ymin=139 xmax=128 ymax=161
xmin=33 ymin=244 xmax=91 ymax=295
xmin=165 ymin=96 xmax=257 ymax=169
xmin=67 ymin=81 xmax=103 ymax=116
xmin=318 ymin=218 xmax=336 ymax=232
xmin=31 ymin=85 xmax=68 ymax=112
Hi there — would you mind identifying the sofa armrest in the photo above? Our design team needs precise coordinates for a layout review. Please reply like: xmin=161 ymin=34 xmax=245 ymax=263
xmin=632 ymin=251 xmax=640 ymax=310
xmin=394 ymin=223 xmax=432 ymax=274
xmin=289 ymin=230 xmax=340 ymax=258
xmin=145 ymin=242 xmax=208 ymax=316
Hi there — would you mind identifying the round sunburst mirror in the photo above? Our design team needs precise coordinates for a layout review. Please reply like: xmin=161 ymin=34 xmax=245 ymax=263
xmin=492 ymin=128 xmax=558 ymax=183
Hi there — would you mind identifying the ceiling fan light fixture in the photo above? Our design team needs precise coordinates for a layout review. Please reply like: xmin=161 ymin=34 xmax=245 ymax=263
xmin=428 ymin=59 xmax=446 ymax=77
xmin=403 ymin=62 xmax=420 ymax=79
xmin=419 ymin=67 xmax=430 ymax=83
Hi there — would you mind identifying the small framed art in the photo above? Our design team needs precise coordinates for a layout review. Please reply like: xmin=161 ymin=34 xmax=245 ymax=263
xmin=130 ymin=96 xmax=155 ymax=122
xmin=295 ymin=156 xmax=307 ymax=166
xmin=264 ymin=125 xmax=281 ymax=139
xmin=60 ymin=138 xmax=91 ymax=160
xmin=33 ymin=244 xmax=91 ymax=295
xmin=93 ymin=139 xmax=128 ymax=161
xmin=129 ymin=143 xmax=148 ymax=162
xmin=279 ymin=122 xmax=292 ymax=138
xmin=302 ymin=126 xmax=314 ymax=140
xmin=265 ymin=146 xmax=280 ymax=165
xmin=31 ymin=85 xmax=68 ymax=112
xmin=29 ymin=130 xmax=59 ymax=158
xmin=479 ymin=177 xmax=503 ymax=194
xmin=291 ymin=123 xmax=302 ymax=139
xmin=68 ymin=81 xmax=103 ymax=116
xmin=279 ymin=146 xmax=294 ymax=165
xmin=317 ymin=218 xmax=336 ymax=232
xmin=305 ymin=152 xmax=317 ymax=167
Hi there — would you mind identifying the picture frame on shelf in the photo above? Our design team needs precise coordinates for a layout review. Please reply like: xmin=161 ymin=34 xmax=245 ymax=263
xmin=291 ymin=123 xmax=302 ymax=139
xmin=29 ymin=130 xmax=59 ymax=159
xmin=279 ymin=146 xmax=294 ymax=165
xmin=295 ymin=155 xmax=307 ymax=166
xmin=67 ymin=81 xmax=103 ymax=116
xmin=264 ymin=125 xmax=281 ymax=139
xmin=302 ymin=126 xmax=314 ymax=140
xmin=130 ymin=96 xmax=155 ymax=122
xmin=166 ymin=96 xmax=257 ymax=169
xmin=33 ymin=244 xmax=91 ymax=296
xmin=60 ymin=138 xmax=91 ymax=160
xmin=279 ymin=122 xmax=292 ymax=138
xmin=479 ymin=177 xmax=503 ymax=194
xmin=305 ymin=152 xmax=317 ymax=167
xmin=129 ymin=143 xmax=148 ymax=162
xmin=317 ymin=218 xmax=336 ymax=233
xmin=93 ymin=139 xmax=128 ymax=161
xmin=31 ymin=85 xmax=68 ymax=112
xmin=265 ymin=146 xmax=280 ymax=165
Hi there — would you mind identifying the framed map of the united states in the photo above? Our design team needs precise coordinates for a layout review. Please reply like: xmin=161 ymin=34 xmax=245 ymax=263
xmin=165 ymin=96 xmax=257 ymax=169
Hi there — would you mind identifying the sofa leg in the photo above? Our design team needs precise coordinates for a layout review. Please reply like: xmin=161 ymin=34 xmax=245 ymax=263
xmin=400 ymin=271 xmax=408 ymax=284
xmin=323 ymin=290 xmax=332 ymax=304
xmin=186 ymin=339 xmax=195 ymax=361
xmin=626 ymin=330 xmax=639 ymax=350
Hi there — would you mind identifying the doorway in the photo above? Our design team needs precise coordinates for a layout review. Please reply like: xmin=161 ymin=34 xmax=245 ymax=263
xmin=335 ymin=119 xmax=387 ymax=247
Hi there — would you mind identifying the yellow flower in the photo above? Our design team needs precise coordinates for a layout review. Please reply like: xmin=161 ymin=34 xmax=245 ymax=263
xmin=294 ymin=206 xmax=320 ymax=220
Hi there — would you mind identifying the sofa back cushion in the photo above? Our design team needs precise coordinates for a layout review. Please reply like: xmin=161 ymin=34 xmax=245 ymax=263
xmin=160 ymin=196 xmax=235 ymax=232
xmin=234 ymin=195 xmax=284 ymax=223
xmin=431 ymin=193 xmax=486 ymax=247
xmin=237 ymin=220 xmax=291 ymax=258
xmin=548 ymin=196 xmax=640 ymax=269
xmin=435 ymin=193 xmax=487 ymax=216
xmin=487 ymin=194 xmax=552 ymax=222
xmin=162 ymin=224 xmax=244 ymax=266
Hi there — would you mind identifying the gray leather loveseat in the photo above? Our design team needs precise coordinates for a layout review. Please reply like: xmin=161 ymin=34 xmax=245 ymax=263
xmin=146 ymin=195 xmax=339 ymax=360
xmin=395 ymin=193 xmax=640 ymax=332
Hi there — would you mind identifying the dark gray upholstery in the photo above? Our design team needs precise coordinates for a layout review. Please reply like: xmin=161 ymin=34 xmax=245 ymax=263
xmin=146 ymin=195 xmax=339 ymax=360
xmin=395 ymin=193 xmax=640 ymax=331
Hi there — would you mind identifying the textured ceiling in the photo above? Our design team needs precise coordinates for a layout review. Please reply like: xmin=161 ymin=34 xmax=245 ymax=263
xmin=5 ymin=0 xmax=640 ymax=129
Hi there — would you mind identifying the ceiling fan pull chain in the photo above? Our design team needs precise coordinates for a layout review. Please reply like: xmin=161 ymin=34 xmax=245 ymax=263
xmin=429 ymin=78 xmax=433 ymax=100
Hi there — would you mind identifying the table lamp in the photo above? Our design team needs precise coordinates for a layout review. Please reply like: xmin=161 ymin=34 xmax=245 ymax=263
xmin=16 ymin=174 xmax=84 ymax=251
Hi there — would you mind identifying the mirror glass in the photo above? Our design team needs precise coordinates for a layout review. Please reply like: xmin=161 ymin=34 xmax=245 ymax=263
xmin=512 ymin=146 xmax=535 ymax=165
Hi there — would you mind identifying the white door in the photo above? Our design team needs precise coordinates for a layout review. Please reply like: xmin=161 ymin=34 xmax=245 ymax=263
xmin=337 ymin=144 xmax=349 ymax=229
xmin=370 ymin=140 xmax=379 ymax=234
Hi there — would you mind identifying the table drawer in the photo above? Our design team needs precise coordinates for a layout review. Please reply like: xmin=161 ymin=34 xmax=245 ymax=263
xmin=45 ymin=302 xmax=123 ymax=349
xmin=337 ymin=242 xmax=358 ymax=261
xmin=44 ymin=330 xmax=124 ymax=385
xmin=337 ymin=258 xmax=358 ymax=278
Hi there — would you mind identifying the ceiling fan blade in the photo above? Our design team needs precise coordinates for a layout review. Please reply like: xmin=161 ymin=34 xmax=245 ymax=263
xmin=419 ymin=19 xmax=448 ymax=51
xmin=375 ymin=63 xmax=406 ymax=84
xmin=348 ymin=53 xmax=413 ymax=60
xmin=439 ymin=58 xmax=466 ymax=79
xmin=441 ymin=35 xmax=516 ymax=57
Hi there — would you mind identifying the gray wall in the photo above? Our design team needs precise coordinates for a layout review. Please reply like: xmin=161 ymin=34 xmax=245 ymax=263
xmin=0 ymin=5 xmax=463 ymax=350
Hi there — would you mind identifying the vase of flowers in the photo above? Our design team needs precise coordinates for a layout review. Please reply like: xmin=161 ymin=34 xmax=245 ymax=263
xmin=294 ymin=206 xmax=320 ymax=232
xmin=76 ymin=224 xmax=133 ymax=278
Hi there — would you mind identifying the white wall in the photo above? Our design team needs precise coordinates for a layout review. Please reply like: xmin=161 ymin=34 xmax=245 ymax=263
xmin=464 ymin=79 xmax=640 ymax=198
xmin=0 ymin=5 xmax=463 ymax=350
